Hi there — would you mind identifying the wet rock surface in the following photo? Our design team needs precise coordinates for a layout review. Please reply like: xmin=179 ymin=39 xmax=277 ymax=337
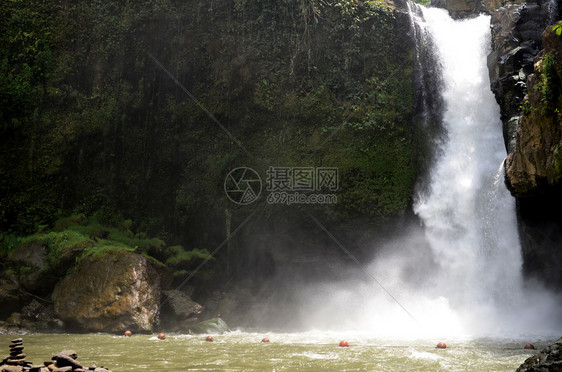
xmin=190 ymin=317 xmax=230 ymax=334
xmin=516 ymin=337 xmax=562 ymax=371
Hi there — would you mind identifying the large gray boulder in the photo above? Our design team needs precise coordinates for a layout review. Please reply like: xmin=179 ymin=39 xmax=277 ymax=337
xmin=159 ymin=290 xmax=204 ymax=331
xmin=52 ymin=252 xmax=161 ymax=332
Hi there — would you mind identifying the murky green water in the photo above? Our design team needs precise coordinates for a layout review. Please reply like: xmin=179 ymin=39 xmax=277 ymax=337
xmin=0 ymin=332 xmax=547 ymax=371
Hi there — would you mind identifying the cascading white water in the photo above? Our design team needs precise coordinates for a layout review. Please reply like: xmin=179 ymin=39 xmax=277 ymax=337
xmin=413 ymin=8 xmax=523 ymax=319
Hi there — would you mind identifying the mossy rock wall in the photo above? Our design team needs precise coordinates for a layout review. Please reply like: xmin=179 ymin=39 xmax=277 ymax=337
xmin=0 ymin=0 xmax=424 ymax=295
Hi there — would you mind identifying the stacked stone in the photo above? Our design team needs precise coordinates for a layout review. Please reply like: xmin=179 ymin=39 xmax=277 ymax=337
xmin=43 ymin=350 xmax=112 ymax=372
xmin=0 ymin=340 xmax=112 ymax=372
xmin=0 ymin=338 xmax=32 ymax=370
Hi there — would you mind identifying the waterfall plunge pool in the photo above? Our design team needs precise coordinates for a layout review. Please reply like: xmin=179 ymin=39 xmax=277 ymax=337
xmin=0 ymin=332 xmax=551 ymax=371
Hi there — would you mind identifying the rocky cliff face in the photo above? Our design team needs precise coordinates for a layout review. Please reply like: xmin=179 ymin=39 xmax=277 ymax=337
xmin=488 ymin=1 xmax=554 ymax=153
xmin=505 ymin=26 xmax=562 ymax=195
xmin=486 ymin=1 xmax=562 ymax=291
xmin=504 ymin=25 xmax=562 ymax=290
xmin=486 ymin=0 xmax=562 ymax=290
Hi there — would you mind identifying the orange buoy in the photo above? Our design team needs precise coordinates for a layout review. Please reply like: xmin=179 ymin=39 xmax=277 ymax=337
xmin=157 ymin=332 xmax=166 ymax=340
xmin=436 ymin=342 xmax=447 ymax=349
xmin=524 ymin=343 xmax=535 ymax=350
xmin=206 ymin=335 xmax=214 ymax=342
xmin=261 ymin=338 xmax=270 ymax=343
xmin=339 ymin=340 xmax=349 ymax=347
xmin=124 ymin=330 xmax=132 ymax=337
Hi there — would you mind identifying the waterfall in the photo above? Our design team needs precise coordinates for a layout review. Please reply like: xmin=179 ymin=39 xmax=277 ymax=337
xmin=413 ymin=8 xmax=523 ymax=313
xmin=296 ymin=3 xmax=562 ymax=338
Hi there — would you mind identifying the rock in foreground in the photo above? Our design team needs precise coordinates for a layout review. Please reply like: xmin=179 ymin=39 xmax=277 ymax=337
xmin=0 ymin=339 xmax=112 ymax=372
xmin=516 ymin=337 xmax=562 ymax=372
xmin=52 ymin=252 xmax=161 ymax=332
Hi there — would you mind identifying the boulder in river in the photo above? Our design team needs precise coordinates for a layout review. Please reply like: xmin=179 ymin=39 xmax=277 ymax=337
xmin=160 ymin=290 xmax=204 ymax=331
xmin=190 ymin=317 xmax=230 ymax=334
xmin=52 ymin=252 xmax=161 ymax=332
xmin=516 ymin=337 xmax=562 ymax=371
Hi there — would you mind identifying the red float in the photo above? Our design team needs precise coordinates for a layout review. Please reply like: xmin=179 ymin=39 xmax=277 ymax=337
xmin=157 ymin=332 xmax=166 ymax=340
xmin=436 ymin=342 xmax=447 ymax=349
xmin=524 ymin=344 xmax=535 ymax=350
xmin=339 ymin=340 xmax=349 ymax=347
xmin=261 ymin=338 xmax=270 ymax=343
xmin=206 ymin=336 xmax=214 ymax=342
xmin=124 ymin=330 xmax=132 ymax=337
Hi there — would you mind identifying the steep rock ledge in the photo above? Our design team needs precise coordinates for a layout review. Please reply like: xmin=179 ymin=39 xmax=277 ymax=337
xmin=505 ymin=26 xmax=562 ymax=194
xmin=485 ymin=0 xmax=562 ymax=291
xmin=504 ymin=25 xmax=562 ymax=289
xmin=488 ymin=1 xmax=554 ymax=153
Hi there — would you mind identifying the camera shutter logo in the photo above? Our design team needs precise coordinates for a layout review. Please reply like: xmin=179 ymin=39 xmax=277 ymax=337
xmin=224 ymin=167 xmax=262 ymax=205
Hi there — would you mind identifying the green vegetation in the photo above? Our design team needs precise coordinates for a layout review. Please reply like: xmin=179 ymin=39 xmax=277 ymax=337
xmin=1 ymin=0 xmax=421 ymax=283
xmin=0 ymin=212 xmax=214 ymax=292
xmin=540 ymin=53 xmax=560 ymax=114
xmin=553 ymin=20 xmax=562 ymax=36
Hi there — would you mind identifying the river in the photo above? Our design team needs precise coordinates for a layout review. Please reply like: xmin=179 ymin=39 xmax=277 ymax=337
xmin=0 ymin=332 xmax=551 ymax=371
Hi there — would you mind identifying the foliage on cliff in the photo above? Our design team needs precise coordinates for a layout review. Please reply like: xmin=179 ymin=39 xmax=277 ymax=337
xmin=0 ymin=0 xmax=419 ymax=277
xmin=506 ymin=25 xmax=562 ymax=195
xmin=1 ymin=212 xmax=213 ymax=295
